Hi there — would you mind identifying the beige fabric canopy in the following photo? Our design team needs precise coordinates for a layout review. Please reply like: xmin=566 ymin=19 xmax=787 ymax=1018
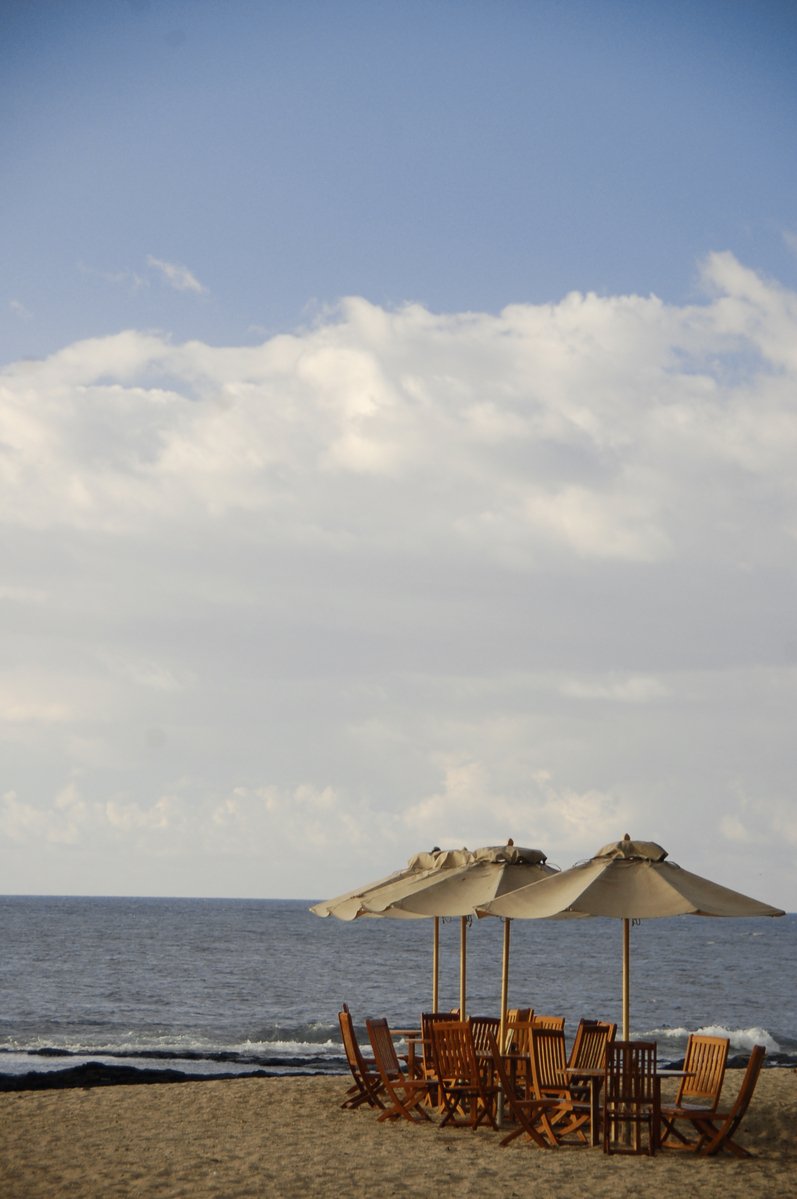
xmin=480 ymin=834 xmax=785 ymax=1037
xmin=368 ymin=843 xmax=553 ymax=918
xmin=376 ymin=843 xmax=556 ymax=1031
xmin=311 ymin=842 xmax=556 ymax=1023
xmin=311 ymin=847 xmax=470 ymax=1013
xmin=310 ymin=847 xmax=473 ymax=923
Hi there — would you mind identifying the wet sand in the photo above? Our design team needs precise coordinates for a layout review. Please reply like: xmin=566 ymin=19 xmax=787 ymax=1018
xmin=1 ymin=1068 xmax=795 ymax=1199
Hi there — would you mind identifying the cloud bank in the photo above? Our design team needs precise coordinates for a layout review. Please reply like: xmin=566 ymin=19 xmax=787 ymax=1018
xmin=1 ymin=252 xmax=795 ymax=904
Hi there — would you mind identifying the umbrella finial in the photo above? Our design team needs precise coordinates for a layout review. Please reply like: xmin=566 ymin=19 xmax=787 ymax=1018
xmin=623 ymin=833 xmax=631 ymax=841
xmin=507 ymin=837 xmax=514 ymax=846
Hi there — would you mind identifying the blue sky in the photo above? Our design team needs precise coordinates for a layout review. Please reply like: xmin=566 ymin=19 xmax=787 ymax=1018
xmin=1 ymin=1 xmax=796 ymax=907
xmin=4 ymin=0 xmax=796 ymax=357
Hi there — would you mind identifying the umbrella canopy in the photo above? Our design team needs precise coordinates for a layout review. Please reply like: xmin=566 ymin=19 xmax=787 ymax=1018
xmin=480 ymin=834 xmax=785 ymax=1037
xmin=374 ymin=841 xmax=557 ymax=1037
xmin=311 ymin=841 xmax=556 ymax=1023
xmin=376 ymin=842 xmax=553 ymax=918
xmin=310 ymin=847 xmax=473 ymax=922
xmin=310 ymin=846 xmax=478 ymax=1012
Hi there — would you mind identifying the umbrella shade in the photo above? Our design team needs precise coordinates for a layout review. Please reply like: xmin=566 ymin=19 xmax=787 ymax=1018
xmin=310 ymin=847 xmax=473 ymax=921
xmin=479 ymin=835 xmax=785 ymax=1037
xmin=311 ymin=842 xmax=556 ymax=1022
xmin=369 ymin=844 xmax=554 ymax=917
xmin=365 ymin=842 xmax=557 ymax=1029
xmin=310 ymin=847 xmax=479 ymax=1011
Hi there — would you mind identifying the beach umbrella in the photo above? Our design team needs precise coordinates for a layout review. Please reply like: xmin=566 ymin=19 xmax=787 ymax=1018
xmin=310 ymin=847 xmax=475 ymax=1012
xmin=368 ymin=841 xmax=557 ymax=1040
xmin=479 ymin=834 xmax=785 ymax=1039
xmin=311 ymin=842 xmax=556 ymax=1031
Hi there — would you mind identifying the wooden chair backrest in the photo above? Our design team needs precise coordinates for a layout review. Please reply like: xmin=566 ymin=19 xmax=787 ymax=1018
xmin=421 ymin=1012 xmax=459 ymax=1073
xmin=339 ymin=1005 xmax=369 ymax=1076
xmin=506 ymin=1007 xmax=531 ymax=1023
xmin=605 ymin=1040 xmax=658 ymax=1105
xmin=532 ymin=1014 xmax=565 ymax=1031
xmin=366 ymin=1018 xmax=402 ymax=1080
xmin=430 ymin=1020 xmax=479 ymax=1082
xmin=568 ymin=1019 xmax=616 ymax=1072
xmin=675 ymin=1033 xmax=729 ymax=1109
xmin=505 ymin=1018 xmax=534 ymax=1054
xmin=503 ymin=1009 xmax=532 ymax=1051
xmin=469 ymin=1015 xmax=500 ymax=1055
xmin=529 ymin=1026 xmax=569 ymax=1095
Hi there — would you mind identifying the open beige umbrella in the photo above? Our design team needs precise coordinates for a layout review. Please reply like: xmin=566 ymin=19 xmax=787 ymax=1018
xmin=377 ymin=842 xmax=556 ymax=1036
xmin=479 ymin=834 xmax=785 ymax=1038
xmin=310 ymin=847 xmax=474 ymax=1012
xmin=312 ymin=842 xmax=556 ymax=1035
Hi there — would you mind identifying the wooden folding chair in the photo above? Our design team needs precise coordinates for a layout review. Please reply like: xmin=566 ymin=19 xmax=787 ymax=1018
xmin=688 ymin=1045 xmax=766 ymax=1157
xmin=561 ymin=1019 xmax=616 ymax=1142
xmin=659 ymin=1033 xmax=729 ymax=1150
xmin=488 ymin=1031 xmax=560 ymax=1149
xmin=366 ymin=1018 xmax=433 ymax=1123
xmin=338 ymin=1004 xmax=385 ymax=1110
xmin=603 ymin=1040 xmax=659 ymax=1155
xmin=527 ymin=1025 xmax=588 ymax=1146
xmin=429 ymin=1020 xmax=499 ymax=1130
xmin=420 ymin=1011 xmax=459 ymax=1104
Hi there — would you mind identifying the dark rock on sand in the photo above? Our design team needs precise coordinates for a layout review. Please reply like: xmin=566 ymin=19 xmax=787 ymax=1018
xmin=0 ymin=1062 xmax=271 ymax=1092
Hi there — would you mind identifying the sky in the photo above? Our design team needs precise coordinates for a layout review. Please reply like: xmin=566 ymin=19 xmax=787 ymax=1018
xmin=1 ymin=0 xmax=796 ymax=908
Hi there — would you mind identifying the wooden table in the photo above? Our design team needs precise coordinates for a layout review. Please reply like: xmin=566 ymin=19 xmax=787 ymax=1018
xmin=563 ymin=1067 xmax=694 ymax=1148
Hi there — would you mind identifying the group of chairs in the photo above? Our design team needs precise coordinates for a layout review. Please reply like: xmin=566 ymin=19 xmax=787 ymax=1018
xmin=338 ymin=1003 xmax=765 ymax=1157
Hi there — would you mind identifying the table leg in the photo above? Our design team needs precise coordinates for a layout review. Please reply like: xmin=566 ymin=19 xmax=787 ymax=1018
xmin=590 ymin=1078 xmax=601 ymax=1148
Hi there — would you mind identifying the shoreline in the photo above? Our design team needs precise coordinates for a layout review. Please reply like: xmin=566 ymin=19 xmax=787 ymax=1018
xmin=3 ymin=1049 xmax=794 ymax=1094
xmin=2 ymin=1069 xmax=796 ymax=1199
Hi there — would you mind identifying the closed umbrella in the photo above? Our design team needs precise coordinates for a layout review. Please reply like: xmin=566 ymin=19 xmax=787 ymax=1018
xmin=479 ymin=834 xmax=784 ymax=1038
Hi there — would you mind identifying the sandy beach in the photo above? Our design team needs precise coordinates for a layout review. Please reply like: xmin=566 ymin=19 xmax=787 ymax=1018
xmin=1 ymin=1067 xmax=795 ymax=1199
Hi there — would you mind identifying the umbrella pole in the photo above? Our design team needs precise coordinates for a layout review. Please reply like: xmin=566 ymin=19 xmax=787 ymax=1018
xmin=499 ymin=918 xmax=510 ymax=1050
xmin=459 ymin=916 xmax=467 ymax=1018
xmin=497 ymin=917 xmax=511 ymax=1129
xmin=432 ymin=916 xmax=440 ymax=1011
xmin=622 ymin=918 xmax=630 ymax=1040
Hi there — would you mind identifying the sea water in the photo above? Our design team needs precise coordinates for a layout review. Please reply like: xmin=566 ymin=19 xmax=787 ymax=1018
xmin=1 ymin=896 xmax=794 ymax=1081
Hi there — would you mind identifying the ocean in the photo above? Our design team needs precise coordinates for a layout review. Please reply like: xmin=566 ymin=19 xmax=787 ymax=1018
xmin=1 ymin=896 xmax=794 ymax=1085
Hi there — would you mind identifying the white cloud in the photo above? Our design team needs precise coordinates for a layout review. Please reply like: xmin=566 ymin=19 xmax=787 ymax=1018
xmin=0 ymin=253 xmax=795 ymax=906
xmin=146 ymin=255 xmax=208 ymax=294
xmin=560 ymin=675 xmax=669 ymax=703
xmin=9 ymin=299 xmax=32 ymax=320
